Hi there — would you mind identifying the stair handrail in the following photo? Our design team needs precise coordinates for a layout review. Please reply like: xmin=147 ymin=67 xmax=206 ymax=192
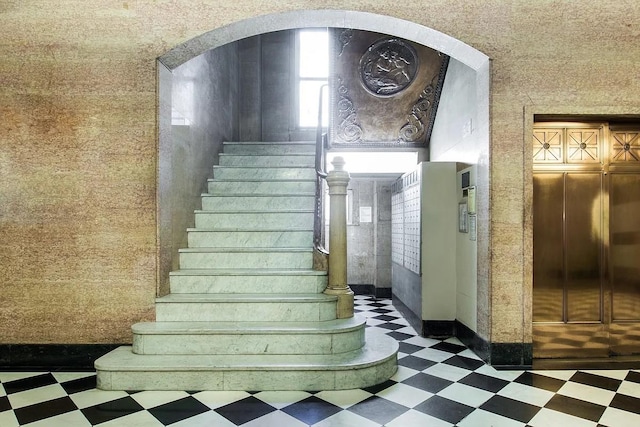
xmin=313 ymin=84 xmax=329 ymax=258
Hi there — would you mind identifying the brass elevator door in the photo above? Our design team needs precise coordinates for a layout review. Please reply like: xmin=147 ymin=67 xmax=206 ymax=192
xmin=609 ymin=173 xmax=640 ymax=355
xmin=533 ymin=123 xmax=640 ymax=359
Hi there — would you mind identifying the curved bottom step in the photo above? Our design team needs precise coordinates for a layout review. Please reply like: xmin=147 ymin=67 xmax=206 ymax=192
xmin=95 ymin=329 xmax=398 ymax=391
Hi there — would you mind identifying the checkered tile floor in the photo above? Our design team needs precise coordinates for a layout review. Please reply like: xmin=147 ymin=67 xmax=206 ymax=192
xmin=1 ymin=296 xmax=639 ymax=426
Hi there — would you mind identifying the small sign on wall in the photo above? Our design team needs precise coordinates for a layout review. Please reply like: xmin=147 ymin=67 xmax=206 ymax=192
xmin=458 ymin=202 xmax=468 ymax=233
xmin=469 ymin=214 xmax=477 ymax=241
xmin=467 ymin=186 xmax=476 ymax=214
xmin=359 ymin=206 xmax=372 ymax=223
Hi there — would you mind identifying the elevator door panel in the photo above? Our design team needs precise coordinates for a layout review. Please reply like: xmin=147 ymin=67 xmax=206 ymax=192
xmin=610 ymin=173 xmax=640 ymax=354
xmin=533 ymin=174 xmax=564 ymax=322
xmin=565 ymin=173 xmax=602 ymax=322
xmin=533 ymin=172 xmax=607 ymax=358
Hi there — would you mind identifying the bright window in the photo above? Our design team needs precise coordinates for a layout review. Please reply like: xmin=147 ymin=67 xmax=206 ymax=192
xmin=297 ymin=29 xmax=329 ymax=128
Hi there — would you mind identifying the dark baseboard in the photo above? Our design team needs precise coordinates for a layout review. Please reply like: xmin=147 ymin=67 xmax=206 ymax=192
xmin=350 ymin=284 xmax=374 ymax=296
xmin=375 ymin=287 xmax=392 ymax=298
xmin=422 ymin=320 xmax=455 ymax=338
xmin=391 ymin=293 xmax=422 ymax=336
xmin=0 ymin=344 xmax=121 ymax=371
xmin=456 ymin=320 xmax=490 ymax=363
xmin=454 ymin=321 xmax=532 ymax=369
xmin=490 ymin=342 xmax=533 ymax=370
xmin=350 ymin=285 xmax=391 ymax=299
xmin=533 ymin=356 xmax=640 ymax=370
xmin=0 ymin=326 xmax=533 ymax=372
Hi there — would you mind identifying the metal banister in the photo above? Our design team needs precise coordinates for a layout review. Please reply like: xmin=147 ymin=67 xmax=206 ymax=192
xmin=313 ymin=84 xmax=329 ymax=257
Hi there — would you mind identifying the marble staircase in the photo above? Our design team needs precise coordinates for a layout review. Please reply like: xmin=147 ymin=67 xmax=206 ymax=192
xmin=95 ymin=141 xmax=398 ymax=391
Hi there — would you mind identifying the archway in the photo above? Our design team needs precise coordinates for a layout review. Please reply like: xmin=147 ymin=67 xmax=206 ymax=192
xmin=156 ymin=9 xmax=491 ymax=349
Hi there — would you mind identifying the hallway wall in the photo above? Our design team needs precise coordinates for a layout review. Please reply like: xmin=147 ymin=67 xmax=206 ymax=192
xmin=237 ymin=31 xmax=316 ymax=142
xmin=345 ymin=176 xmax=396 ymax=297
xmin=430 ymin=59 xmax=483 ymax=334
xmin=157 ymin=43 xmax=240 ymax=296
xmin=1 ymin=2 xmax=639 ymax=352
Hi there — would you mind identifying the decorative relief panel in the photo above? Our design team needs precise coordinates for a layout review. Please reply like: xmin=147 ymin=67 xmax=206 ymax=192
xmin=359 ymin=38 xmax=418 ymax=97
xmin=399 ymin=73 xmax=441 ymax=143
xmin=567 ymin=128 xmax=601 ymax=163
xmin=335 ymin=28 xmax=353 ymax=57
xmin=533 ymin=128 xmax=563 ymax=163
xmin=335 ymin=78 xmax=363 ymax=143
xmin=532 ymin=124 xmax=640 ymax=169
xmin=329 ymin=28 xmax=448 ymax=148
xmin=610 ymin=131 xmax=640 ymax=163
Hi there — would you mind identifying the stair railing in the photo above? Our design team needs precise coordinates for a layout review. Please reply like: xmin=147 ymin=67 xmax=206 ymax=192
xmin=313 ymin=84 xmax=329 ymax=263
xmin=313 ymin=83 xmax=354 ymax=318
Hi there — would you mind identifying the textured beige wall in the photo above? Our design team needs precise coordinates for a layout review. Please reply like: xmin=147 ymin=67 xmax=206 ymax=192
xmin=1 ymin=1 xmax=639 ymax=345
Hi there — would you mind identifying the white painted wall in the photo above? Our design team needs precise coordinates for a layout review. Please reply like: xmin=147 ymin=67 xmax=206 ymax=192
xmin=420 ymin=162 xmax=458 ymax=321
xmin=429 ymin=58 xmax=480 ymax=331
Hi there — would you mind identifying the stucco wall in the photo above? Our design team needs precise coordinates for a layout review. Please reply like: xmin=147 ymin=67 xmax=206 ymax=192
xmin=1 ymin=1 xmax=639 ymax=346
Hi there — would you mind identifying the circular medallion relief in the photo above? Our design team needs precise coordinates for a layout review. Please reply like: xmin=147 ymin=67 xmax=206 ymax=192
xmin=360 ymin=38 xmax=419 ymax=97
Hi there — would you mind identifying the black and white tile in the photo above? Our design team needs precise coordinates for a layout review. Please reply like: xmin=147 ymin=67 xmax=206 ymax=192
xmin=1 ymin=296 xmax=639 ymax=426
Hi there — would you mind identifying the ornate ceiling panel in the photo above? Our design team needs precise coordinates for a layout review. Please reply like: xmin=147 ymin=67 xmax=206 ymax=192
xmin=329 ymin=29 xmax=449 ymax=148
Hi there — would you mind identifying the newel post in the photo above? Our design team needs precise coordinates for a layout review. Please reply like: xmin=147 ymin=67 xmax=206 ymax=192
xmin=324 ymin=156 xmax=354 ymax=318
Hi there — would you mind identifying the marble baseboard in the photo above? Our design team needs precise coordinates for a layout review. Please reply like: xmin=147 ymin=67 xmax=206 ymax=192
xmin=423 ymin=320 xmax=456 ymax=338
xmin=455 ymin=320 xmax=532 ymax=369
xmin=456 ymin=320 xmax=491 ymax=363
xmin=391 ymin=293 xmax=422 ymax=336
xmin=391 ymin=297 xmax=532 ymax=369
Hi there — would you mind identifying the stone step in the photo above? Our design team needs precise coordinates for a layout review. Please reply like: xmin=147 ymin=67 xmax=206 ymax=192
xmin=131 ymin=316 xmax=365 ymax=355
xmin=222 ymin=142 xmax=316 ymax=155
xmin=96 ymin=329 xmax=398 ymax=391
xmin=207 ymin=179 xmax=315 ymax=195
xmin=194 ymin=211 xmax=314 ymax=230
xmin=169 ymin=269 xmax=327 ymax=294
xmin=200 ymin=194 xmax=315 ymax=211
xmin=218 ymin=153 xmax=315 ymax=167
xmin=213 ymin=166 xmax=316 ymax=180
xmin=187 ymin=229 xmax=313 ymax=248
xmin=178 ymin=247 xmax=313 ymax=269
xmin=155 ymin=293 xmax=338 ymax=322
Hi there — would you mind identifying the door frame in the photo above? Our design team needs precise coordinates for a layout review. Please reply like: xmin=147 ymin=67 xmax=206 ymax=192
xmin=526 ymin=106 xmax=640 ymax=363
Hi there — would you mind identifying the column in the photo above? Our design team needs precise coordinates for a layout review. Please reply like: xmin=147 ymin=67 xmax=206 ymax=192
xmin=324 ymin=156 xmax=354 ymax=318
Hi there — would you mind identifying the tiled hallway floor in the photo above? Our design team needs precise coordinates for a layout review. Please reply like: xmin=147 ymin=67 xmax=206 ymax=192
xmin=1 ymin=296 xmax=639 ymax=426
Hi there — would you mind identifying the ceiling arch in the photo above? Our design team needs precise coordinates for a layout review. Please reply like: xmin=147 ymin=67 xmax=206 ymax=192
xmin=158 ymin=9 xmax=488 ymax=71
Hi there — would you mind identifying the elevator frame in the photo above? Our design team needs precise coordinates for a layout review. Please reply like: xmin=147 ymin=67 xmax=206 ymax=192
xmin=532 ymin=120 xmax=640 ymax=359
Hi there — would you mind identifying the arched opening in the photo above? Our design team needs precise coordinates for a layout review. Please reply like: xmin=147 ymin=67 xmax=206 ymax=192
xmin=156 ymin=9 xmax=491 ymax=346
